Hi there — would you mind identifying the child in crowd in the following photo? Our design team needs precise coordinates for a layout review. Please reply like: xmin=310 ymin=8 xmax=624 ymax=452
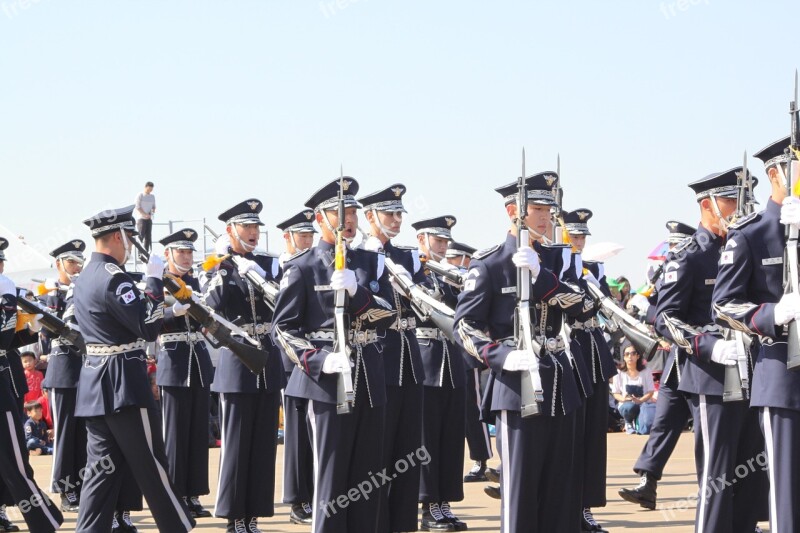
xmin=24 ymin=401 xmax=53 ymax=456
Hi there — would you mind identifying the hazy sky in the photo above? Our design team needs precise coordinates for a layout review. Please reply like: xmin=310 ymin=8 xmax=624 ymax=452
xmin=1 ymin=0 xmax=795 ymax=282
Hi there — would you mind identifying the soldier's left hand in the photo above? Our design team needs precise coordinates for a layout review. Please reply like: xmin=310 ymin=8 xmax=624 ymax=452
xmin=146 ymin=255 xmax=165 ymax=279
xmin=237 ymin=258 xmax=266 ymax=279
xmin=331 ymin=269 xmax=358 ymax=297
xmin=780 ymin=196 xmax=800 ymax=230
xmin=172 ymin=301 xmax=191 ymax=317
xmin=710 ymin=339 xmax=739 ymax=366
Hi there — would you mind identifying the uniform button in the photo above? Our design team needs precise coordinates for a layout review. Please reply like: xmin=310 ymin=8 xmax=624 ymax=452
xmin=546 ymin=326 xmax=552 ymax=332
xmin=535 ymin=304 xmax=541 ymax=309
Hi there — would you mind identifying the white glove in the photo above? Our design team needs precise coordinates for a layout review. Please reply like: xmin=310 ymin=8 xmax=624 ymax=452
xmin=27 ymin=314 xmax=43 ymax=333
xmin=0 ymin=275 xmax=15 ymax=297
xmin=583 ymin=271 xmax=601 ymax=289
xmin=502 ymin=349 xmax=535 ymax=372
xmin=145 ymin=255 xmax=165 ymax=279
xmin=214 ymin=235 xmax=231 ymax=256
xmin=322 ymin=351 xmax=351 ymax=374
xmin=512 ymin=246 xmax=540 ymax=279
xmin=628 ymin=293 xmax=651 ymax=316
xmin=775 ymin=292 xmax=800 ymax=326
xmin=781 ymin=196 xmax=800 ymax=230
xmin=278 ymin=252 xmax=291 ymax=269
xmin=171 ymin=301 xmax=191 ymax=317
xmin=331 ymin=269 xmax=358 ymax=297
xmin=44 ymin=278 xmax=59 ymax=291
xmin=237 ymin=258 xmax=267 ymax=279
xmin=362 ymin=236 xmax=384 ymax=253
xmin=710 ymin=339 xmax=739 ymax=366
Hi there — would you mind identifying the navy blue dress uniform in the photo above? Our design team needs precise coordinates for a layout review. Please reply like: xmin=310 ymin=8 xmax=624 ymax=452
xmin=0 ymin=243 xmax=64 ymax=533
xmin=653 ymin=171 xmax=763 ymax=533
xmin=39 ymin=239 xmax=88 ymax=512
xmin=411 ymin=215 xmax=470 ymax=531
xmin=275 ymin=210 xmax=317 ymax=524
xmin=621 ymin=221 xmax=697 ymax=510
xmin=271 ymin=178 xmax=397 ymax=533
xmin=156 ymin=229 xmax=214 ymax=518
xmin=448 ymin=242 xmax=495 ymax=482
xmin=454 ymin=173 xmax=584 ymax=532
xmin=72 ymin=206 xmax=194 ymax=533
xmin=203 ymin=199 xmax=284 ymax=532
xmin=713 ymin=136 xmax=795 ymax=533
xmin=358 ymin=185 xmax=427 ymax=533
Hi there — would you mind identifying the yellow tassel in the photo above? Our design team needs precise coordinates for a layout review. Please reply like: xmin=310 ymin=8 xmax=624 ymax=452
xmin=791 ymin=148 xmax=800 ymax=197
xmin=15 ymin=312 xmax=36 ymax=332
xmin=202 ymin=254 xmax=228 ymax=272
xmin=36 ymin=284 xmax=52 ymax=296
xmin=165 ymin=274 xmax=193 ymax=300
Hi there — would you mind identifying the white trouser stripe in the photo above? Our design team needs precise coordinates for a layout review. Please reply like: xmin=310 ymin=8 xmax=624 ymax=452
xmin=763 ymin=407 xmax=779 ymax=533
xmin=474 ymin=369 xmax=493 ymax=459
xmin=160 ymin=387 xmax=166 ymax=444
xmin=139 ymin=408 xmax=192 ymax=531
xmin=214 ymin=393 xmax=226 ymax=517
xmin=281 ymin=389 xmax=287 ymax=503
xmin=50 ymin=390 xmax=59 ymax=493
xmin=5 ymin=411 xmax=61 ymax=529
xmin=309 ymin=400 xmax=320 ymax=533
xmin=697 ymin=395 xmax=711 ymax=533
xmin=500 ymin=410 xmax=511 ymax=533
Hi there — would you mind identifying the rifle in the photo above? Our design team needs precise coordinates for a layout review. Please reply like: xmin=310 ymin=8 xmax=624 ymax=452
xmin=130 ymin=238 xmax=268 ymax=374
xmin=585 ymin=282 xmax=659 ymax=361
xmin=552 ymin=154 xmax=569 ymax=245
xmin=786 ymin=70 xmax=800 ymax=370
xmin=333 ymin=168 xmax=355 ymax=414
xmin=16 ymin=296 xmax=86 ymax=354
xmin=516 ymin=148 xmax=544 ymax=417
xmin=422 ymin=259 xmax=465 ymax=288
xmin=384 ymin=257 xmax=456 ymax=342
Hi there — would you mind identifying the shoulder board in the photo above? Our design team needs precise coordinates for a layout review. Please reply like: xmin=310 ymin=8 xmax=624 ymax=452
xmin=104 ymin=263 xmax=125 ymax=276
xmin=540 ymin=243 xmax=571 ymax=250
xmin=286 ymin=248 xmax=311 ymax=262
xmin=253 ymin=251 xmax=279 ymax=258
xmin=473 ymin=244 xmax=501 ymax=260
xmin=393 ymin=245 xmax=418 ymax=251
xmin=670 ymin=236 xmax=695 ymax=255
xmin=728 ymin=211 xmax=760 ymax=230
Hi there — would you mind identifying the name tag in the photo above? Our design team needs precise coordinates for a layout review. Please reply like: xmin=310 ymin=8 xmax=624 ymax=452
xmin=705 ymin=279 xmax=716 ymax=285
xmin=501 ymin=286 xmax=516 ymax=294
xmin=314 ymin=285 xmax=332 ymax=292
xmin=762 ymin=257 xmax=783 ymax=266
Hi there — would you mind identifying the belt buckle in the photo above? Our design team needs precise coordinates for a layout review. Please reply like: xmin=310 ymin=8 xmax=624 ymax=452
xmin=399 ymin=318 xmax=408 ymax=329
xmin=545 ymin=338 xmax=558 ymax=352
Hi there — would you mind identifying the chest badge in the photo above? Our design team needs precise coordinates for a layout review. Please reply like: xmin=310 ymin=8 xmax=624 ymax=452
xmin=370 ymin=280 xmax=380 ymax=293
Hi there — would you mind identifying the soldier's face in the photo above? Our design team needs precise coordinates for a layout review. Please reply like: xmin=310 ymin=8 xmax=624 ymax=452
xmin=168 ymin=248 xmax=193 ymax=271
xmin=230 ymin=223 xmax=260 ymax=252
xmin=524 ymin=204 xmax=551 ymax=236
xmin=368 ymin=210 xmax=403 ymax=238
xmin=285 ymin=231 xmax=314 ymax=254
xmin=570 ymin=234 xmax=587 ymax=252
xmin=418 ymin=234 xmax=449 ymax=259
xmin=446 ymin=255 xmax=470 ymax=269
xmin=59 ymin=258 xmax=83 ymax=277
xmin=321 ymin=207 xmax=358 ymax=239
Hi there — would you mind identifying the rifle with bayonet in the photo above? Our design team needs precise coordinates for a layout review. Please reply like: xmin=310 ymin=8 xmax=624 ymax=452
xmin=516 ymin=148 xmax=544 ymax=417
xmin=333 ymin=168 xmax=355 ymax=414
xmin=786 ymin=70 xmax=800 ymax=370
xmin=131 ymin=238 xmax=268 ymax=374
xmin=552 ymin=154 xmax=569 ymax=245
xmin=16 ymin=295 xmax=86 ymax=354
xmin=422 ymin=259 xmax=465 ymax=288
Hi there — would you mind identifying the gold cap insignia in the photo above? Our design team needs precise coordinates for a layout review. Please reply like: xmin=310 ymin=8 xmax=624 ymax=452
xmin=72 ymin=240 xmax=82 ymax=248
xmin=304 ymin=211 xmax=314 ymax=220
xmin=248 ymin=201 xmax=260 ymax=211
xmin=392 ymin=186 xmax=405 ymax=197
xmin=342 ymin=179 xmax=352 ymax=192
xmin=544 ymin=175 xmax=557 ymax=187
xmin=183 ymin=230 xmax=195 ymax=239
xmin=577 ymin=211 xmax=590 ymax=221
xmin=445 ymin=217 xmax=455 ymax=227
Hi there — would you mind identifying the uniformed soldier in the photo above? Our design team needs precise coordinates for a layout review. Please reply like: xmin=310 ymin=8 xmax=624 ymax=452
xmin=72 ymin=205 xmax=194 ymax=532
xmin=618 ymin=220 xmax=697 ymax=510
xmin=562 ymin=209 xmax=617 ymax=533
xmin=411 ymin=215 xmax=469 ymax=532
xmin=358 ymin=184 xmax=427 ymax=533
xmin=39 ymin=239 xmax=86 ymax=513
xmin=714 ymin=136 xmax=799 ymax=533
xmin=446 ymin=242 xmax=494 ymax=485
xmin=272 ymin=177 xmax=396 ymax=533
xmin=156 ymin=229 xmax=214 ymax=519
xmin=0 ymin=237 xmax=63 ymax=533
xmin=203 ymin=199 xmax=284 ymax=533
xmin=275 ymin=209 xmax=317 ymax=525
xmin=0 ymin=240 xmax=30 ymax=419
xmin=648 ymin=169 xmax=763 ymax=533
xmin=455 ymin=172 xmax=585 ymax=532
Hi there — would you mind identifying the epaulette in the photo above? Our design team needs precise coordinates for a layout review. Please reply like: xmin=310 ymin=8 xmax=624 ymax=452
xmin=104 ymin=263 xmax=125 ymax=276
xmin=670 ymin=235 xmax=695 ymax=255
xmin=253 ymin=250 xmax=279 ymax=258
xmin=393 ymin=245 xmax=417 ymax=251
xmin=540 ymin=242 xmax=571 ymax=250
xmin=472 ymin=244 xmax=501 ymax=260
xmin=728 ymin=211 xmax=760 ymax=230
xmin=286 ymin=248 xmax=311 ymax=262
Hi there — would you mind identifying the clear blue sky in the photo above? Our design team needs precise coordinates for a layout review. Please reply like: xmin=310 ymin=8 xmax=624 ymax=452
xmin=0 ymin=0 xmax=795 ymax=282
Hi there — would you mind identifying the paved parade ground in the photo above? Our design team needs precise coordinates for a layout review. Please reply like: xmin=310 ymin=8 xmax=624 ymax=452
xmin=18 ymin=431 xmax=770 ymax=532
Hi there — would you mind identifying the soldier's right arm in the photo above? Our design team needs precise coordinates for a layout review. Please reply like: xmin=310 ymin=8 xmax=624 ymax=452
xmin=201 ymin=262 xmax=232 ymax=314
xmin=106 ymin=272 xmax=165 ymax=342
xmin=0 ymin=293 xmax=16 ymax=350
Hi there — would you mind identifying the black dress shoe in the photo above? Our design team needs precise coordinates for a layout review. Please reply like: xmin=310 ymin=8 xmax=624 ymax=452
xmin=618 ymin=472 xmax=657 ymax=510
xmin=581 ymin=508 xmax=608 ymax=532
xmin=111 ymin=512 xmax=124 ymax=533
xmin=289 ymin=502 xmax=313 ymax=525
xmin=60 ymin=492 xmax=79 ymax=512
xmin=420 ymin=503 xmax=455 ymax=531
xmin=0 ymin=506 xmax=20 ymax=533
xmin=440 ymin=501 xmax=468 ymax=531
xmin=226 ymin=518 xmax=248 ymax=533
xmin=485 ymin=467 xmax=500 ymax=484
xmin=463 ymin=460 xmax=487 ymax=483
xmin=483 ymin=485 xmax=501 ymax=500
xmin=187 ymin=496 xmax=212 ymax=518
xmin=119 ymin=511 xmax=138 ymax=532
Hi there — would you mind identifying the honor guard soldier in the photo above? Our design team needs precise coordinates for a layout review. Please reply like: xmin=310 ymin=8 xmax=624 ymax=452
xmin=0 ymin=237 xmax=63 ymax=533
xmin=562 ymin=209 xmax=616 ymax=533
xmin=272 ymin=177 xmax=396 ymax=533
xmin=39 ymin=239 xmax=86 ymax=513
xmin=455 ymin=172 xmax=585 ymax=532
xmin=275 ymin=209 xmax=317 ymax=525
xmin=73 ymin=206 xmax=194 ymax=533
xmin=203 ymin=199 xmax=284 ymax=533
xmin=359 ymin=184 xmax=427 ymax=533
xmin=714 ymin=136 xmax=800 ymax=533
xmin=619 ymin=220 xmax=697 ymax=510
xmin=412 ymin=215 xmax=469 ymax=532
xmin=649 ymin=170 xmax=763 ymax=533
xmin=156 ymin=229 xmax=214 ymax=520
xmin=448 ymin=242 xmax=495 ymax=485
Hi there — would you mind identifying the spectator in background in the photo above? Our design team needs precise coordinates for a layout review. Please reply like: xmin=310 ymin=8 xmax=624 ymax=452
xmin=21 ymin=351 xmax=44 ymax=403
xmin=610 ymin=341 xmax=656 ymax=434
xmin=135 ymin=181 xmax=157 ymax=252
xmin=24 ymin=401 xmax=53 ymax=456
